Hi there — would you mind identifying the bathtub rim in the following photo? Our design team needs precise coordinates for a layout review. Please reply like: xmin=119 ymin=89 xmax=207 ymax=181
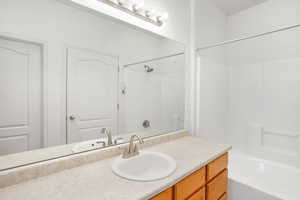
xmin=228 ymin=151 xmax=300 ymax=200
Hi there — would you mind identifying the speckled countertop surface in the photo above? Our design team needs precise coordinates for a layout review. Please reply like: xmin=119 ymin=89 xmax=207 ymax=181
xmin=0 ymin=136 xmax=231 ymax=200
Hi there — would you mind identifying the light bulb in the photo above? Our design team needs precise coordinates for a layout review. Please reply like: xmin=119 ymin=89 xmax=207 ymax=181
xmin=145 ymin=9 xmax=156 ymax=18
xmin=107 ymin=0 xmax=118 ymax=4
xmin=117 ymin=0 xmax=127 ymax=6
xmin=157 ymin=12 xmax=169 ymax=22
xmin=118 ymin=0 xmax=133 ymax=9
xmin=132 ymin=0 xmax=144 ymax=12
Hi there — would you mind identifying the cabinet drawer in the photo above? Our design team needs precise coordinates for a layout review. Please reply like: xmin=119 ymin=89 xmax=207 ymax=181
xmin=218 ymin=193 xmax=227 ymax=200
xmin=206 ymin=169 xmax=228 ymax=200
xmin=150 ymin=187 xmax=173 ymax=200
xmin=187 ymin=187 xmax=205 ymax=200
xmin=175 ymin=167 xmax=206 ymax=200
xmin=207 ymin=153 xmax=228 ymax=181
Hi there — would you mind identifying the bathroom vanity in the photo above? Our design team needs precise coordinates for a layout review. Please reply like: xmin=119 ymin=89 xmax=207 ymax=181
xmin=0 ymin=131 xmax=231 ymax=200
xmin=151 ymin=153 xmax=228 ymax=200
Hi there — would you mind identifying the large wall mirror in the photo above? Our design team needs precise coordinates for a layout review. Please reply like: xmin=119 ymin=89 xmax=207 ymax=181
xmin=0 ymin=0 xmax=186 ymax=170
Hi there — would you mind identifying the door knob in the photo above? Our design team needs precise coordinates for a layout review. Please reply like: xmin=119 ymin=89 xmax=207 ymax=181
xmin=69 ymin=115 xmax=76 ymax=120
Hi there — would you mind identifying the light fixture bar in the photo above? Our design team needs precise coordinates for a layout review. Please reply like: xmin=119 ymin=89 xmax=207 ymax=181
xmin=97 ymin=0 xmax=164 ymax=26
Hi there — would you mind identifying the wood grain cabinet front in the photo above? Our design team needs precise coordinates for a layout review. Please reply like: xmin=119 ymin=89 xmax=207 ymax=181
xmin=206 ymin=169 xmax=228 ymax=200
xmin=150 ymin=187 xmax=173 ymax=200
xmin=218 ymin=193 xmax=227 ymax=200
xmin=174 ymin=167 xmax=206 ymax=200
xmin=187 ymin=187 xmax=205 ymax=200
xmin=207 ymin=153 xmax=228 ymax=182
xmin=148 ymin=153 xmax=228 ymax=200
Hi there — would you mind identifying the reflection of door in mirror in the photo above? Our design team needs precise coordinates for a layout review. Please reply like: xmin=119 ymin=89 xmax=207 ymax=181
xmin=67 ymin=48 xmax=119 ymax=143
xmin=0 ymin=37 xmax=42 ymax=155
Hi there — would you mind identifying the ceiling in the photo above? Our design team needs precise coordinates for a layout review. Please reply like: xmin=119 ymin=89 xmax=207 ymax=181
xmin=212 ymin=0 xmax=268 ymax=15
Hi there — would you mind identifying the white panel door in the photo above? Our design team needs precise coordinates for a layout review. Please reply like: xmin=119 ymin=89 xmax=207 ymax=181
xmin=67 ymin=48 xmax=119 ymax=143
xmin=0 ymin=37 xmax=42 ymax=155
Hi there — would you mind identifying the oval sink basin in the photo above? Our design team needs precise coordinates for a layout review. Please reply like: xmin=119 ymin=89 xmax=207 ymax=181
xmin=112 ymin=151 xmax=176 ymax=181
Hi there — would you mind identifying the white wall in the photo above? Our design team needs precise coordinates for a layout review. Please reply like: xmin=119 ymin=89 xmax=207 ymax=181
xmin=193 ymin=0 xmax=229 ymax=143
xmin=227 ymin=0 xmax=300 ymax=39
xmin=194 ymin=0 xmax=227 ymax=47
xmin=0 ymin=0 xmax=185 ymax=147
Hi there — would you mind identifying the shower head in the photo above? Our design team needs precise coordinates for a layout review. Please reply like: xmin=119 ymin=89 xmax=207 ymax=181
xmin=144 ymin=65 xmax=154 ymax=73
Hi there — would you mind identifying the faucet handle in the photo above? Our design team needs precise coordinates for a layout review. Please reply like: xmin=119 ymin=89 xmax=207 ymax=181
xmin=101 ymin=127 xmax=109 ymax=134
xmin=130 ymin=135 xmax=144 ymax=144
xmin=122 ymin=146 xmax=130 ymax=159
xmin=133 ymin=143 xmax=140 ymax=155
xmin=100 ymin=127 xmax=113 ymax=146
xmin=122 ymin=135 xmax=144 ymax=159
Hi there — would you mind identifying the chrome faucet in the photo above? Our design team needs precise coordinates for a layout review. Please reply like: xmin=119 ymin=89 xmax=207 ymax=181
xmin=101 ymin=128 xmax=113 ymax=146
xmin=122 ymin=135 xmax=144 ymax=159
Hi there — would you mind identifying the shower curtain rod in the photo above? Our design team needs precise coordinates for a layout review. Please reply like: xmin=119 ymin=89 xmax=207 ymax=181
xmin=123 ymin=52 xmax=185 ymax=68
xmin=195 ymin=23 xmax=300 ymax=51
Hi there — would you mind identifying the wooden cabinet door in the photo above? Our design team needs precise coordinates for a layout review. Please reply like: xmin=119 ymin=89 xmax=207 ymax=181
xmin=187 ymin=187 xmax=205 ymax=200
xmin=207 ymin=153 xmax=228 ymax=181
xmin=206 ymin=169 xmax=228 ymax=200
xmin=175 ymin=167 xmax=206 ymax=200
xmin=219 ymin=193 xmax=227 ymax=200
xmin=150 ymin=152 xmax=229 ymax=200
xmin=150 ymin=187 xmax=173 ymax=200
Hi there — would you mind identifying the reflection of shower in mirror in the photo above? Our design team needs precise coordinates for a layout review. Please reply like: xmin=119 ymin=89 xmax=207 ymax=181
xmin=144 ymin=65 xmax=154 ymax=73
xmin=122 ymin=53 xmax=185 ymax=136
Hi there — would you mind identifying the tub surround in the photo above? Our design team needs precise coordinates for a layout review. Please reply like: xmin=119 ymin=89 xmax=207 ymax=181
xmin=0 ymin=133 xmax=231 ymax=200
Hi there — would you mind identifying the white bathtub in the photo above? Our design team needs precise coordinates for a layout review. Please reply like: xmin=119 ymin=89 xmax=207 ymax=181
xmin=228 ymin=152 xmax=300 ymax=200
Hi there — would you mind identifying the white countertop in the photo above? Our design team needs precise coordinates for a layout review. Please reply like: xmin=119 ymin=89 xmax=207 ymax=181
xmin=0 ymin=136 xmax=231 ymax=200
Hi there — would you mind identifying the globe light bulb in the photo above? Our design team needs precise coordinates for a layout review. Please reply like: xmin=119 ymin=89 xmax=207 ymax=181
xmin=157 ymin=12 xmax=169 ymax=23
xmin=145 ymin=9 xmax=156 ymax=18
xmin=132 ymin=0 xmax=145 ymax=12
xmin=117 ymin=0 xmax=127 ymax=6
xmin=107 ymin=0 xmax=118 ymax=4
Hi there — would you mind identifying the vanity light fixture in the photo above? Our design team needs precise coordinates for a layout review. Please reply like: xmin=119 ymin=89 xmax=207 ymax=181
xmin=98 ymin=0 xmax=168 ymax=26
